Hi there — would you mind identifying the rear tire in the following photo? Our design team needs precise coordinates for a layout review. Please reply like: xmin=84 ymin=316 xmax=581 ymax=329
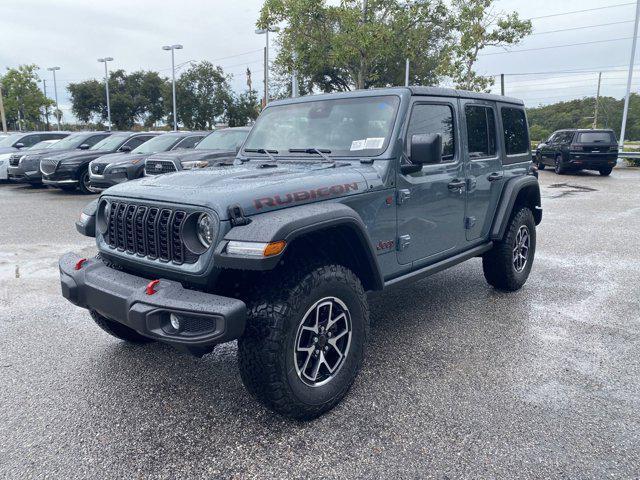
xmin=238 ymin=262 xmax=369 ymax=420
xmin=599 ymin=167 xmax=613 ymax=176
xmin=483 ymin=207 xmax=536 ymax=292
xmin=90 ymin=310 xmax=154 ymax=344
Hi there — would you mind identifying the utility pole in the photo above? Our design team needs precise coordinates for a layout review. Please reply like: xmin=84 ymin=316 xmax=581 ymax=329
xmin=42 ymin=79 xmax=50 ymax=131
xmin=256 ymin=26 xmax=279 ymax=106
xmin=97 ymin=57 xmax=113 ymax=131
xmin=162 ymin=44 xmax=183 ymax=131
xmin=47 ymin=67 xmax=61 ymax=130
xmin=246 ymin=68 xmax=252 ymax=91
xmin=0 ymin=84 xmax=6 ymax=133
xmin=620 ymin=0 xmax=640 ymax=150
xmin=405 ymin=58 xmax=410 ymax=86
xmin=593 ymin=72 xmax=602 ymax=129
xmin=500 ymin=74 xmax=505 ymax=96
xmin=292 ymin=53 xmax=299 ymax=98
xmin=357 ymin=0 xmax=368 ymax=90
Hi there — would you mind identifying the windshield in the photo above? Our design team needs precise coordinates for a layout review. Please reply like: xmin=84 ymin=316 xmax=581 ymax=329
xmin=91 ymin=134 xmax=128 ymax=151
xmin=196 ymin=129 xmax=248 ymax=150
xmin=577 ymin=131 xmax=615 ymax=143
xmin=28 ymin=140 xmax=58 ymax=150
xmin=243 ymin=95 xmax=400 ymax=157
xmin=49 ymin=134 xmax=89 ymax=150
xmin=0 ymin=133 xmax=23 ymax=147
xmin=132 ymin=134 xmax=178 ymax=154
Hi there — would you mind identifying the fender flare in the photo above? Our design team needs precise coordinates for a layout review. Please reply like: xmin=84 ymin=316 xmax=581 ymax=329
xmin=214 ymin=202 xmax=384 ymax=290
xmin=75 ymin=199 xmax=98 ymax=238
xmin=490 ymin=175 xmax=542 ymax=241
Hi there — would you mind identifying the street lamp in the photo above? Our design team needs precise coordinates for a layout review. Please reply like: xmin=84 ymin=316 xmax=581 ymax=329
xmin=255 ymin=27 xmax=280 ymax=105
xmin=162 ymin=44 xmax=183 ymax=131
xmin=47 ymin=67 xmax=61 ymax=130
xmin=97 ymin=57 xmax=114 ymax=131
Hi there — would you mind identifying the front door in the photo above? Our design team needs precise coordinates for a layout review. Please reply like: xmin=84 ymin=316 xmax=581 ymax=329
xmin=461 ymin=101 xmax=504 ymax=241
xmin=396 ymin=99 xmax=466 ymax=265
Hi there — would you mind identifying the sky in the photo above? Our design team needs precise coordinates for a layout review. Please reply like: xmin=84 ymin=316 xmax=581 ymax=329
xmin=0 ymin=0 xmax=639 ymax=123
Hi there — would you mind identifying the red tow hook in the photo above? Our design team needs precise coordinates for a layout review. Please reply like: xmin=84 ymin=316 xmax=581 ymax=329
xmin=74 ymin=258 xmax=88 ymax=270
xmin=145 ymin=279 xmax=161 ymax=295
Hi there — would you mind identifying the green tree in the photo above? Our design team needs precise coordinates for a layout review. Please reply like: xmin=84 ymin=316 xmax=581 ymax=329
xmin=441 ymin=0 xmax=532 ymax=91
xmin=1 ymin=65 xmax=54 ymax=130
xmin=175 ymin=61 xmax=233 ymax=129
xmin=258 ymin=0 xmax=449 ymax=92
xmin=226 ymin=89 xmax=260 ymax=127
xmin=68 ymin=70 xmax=170 ymax=129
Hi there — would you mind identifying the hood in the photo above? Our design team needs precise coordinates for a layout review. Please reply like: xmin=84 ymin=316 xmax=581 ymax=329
xmin=104 ymin=161 xmax=373 ymax=220
xmin=148 ymin=148 xmax=236 ymax=164
xmin=0 ymin=147 xmax=19 ymax=154
xmin=23 ymin=147 xmax=77 ymax=160
xmin=92 ymin=152 xmax=146 ymax=166
xmin=47 ymin=149 xmax=112 ymax=164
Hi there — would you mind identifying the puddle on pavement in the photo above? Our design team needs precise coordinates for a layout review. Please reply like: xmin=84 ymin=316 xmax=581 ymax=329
xmin=546 ymin=183 xmax=597 ymax=198
xmin=0 ymin=244 xmax=95 ymax=281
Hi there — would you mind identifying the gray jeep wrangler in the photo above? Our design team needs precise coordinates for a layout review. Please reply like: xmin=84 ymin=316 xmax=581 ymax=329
xmin=60 ymin=87 xmax=542 ymax=419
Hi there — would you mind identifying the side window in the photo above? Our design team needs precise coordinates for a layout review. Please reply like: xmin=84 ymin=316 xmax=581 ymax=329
xmin=84 ymin=134 xmax=109 ymax=147
xmin=48 ymin=133 xmax=68 ymax=140
xmin=174 ymin=135 xmax=203 ymax=150
xmin=406 ymin=104 xmax=455 ymax=161
xmin=501 ymin=107 xmax=529 ymax=155
xmin=465 ymin=105 xmax=497 ymax=159
xmin=20 ymin=135 xmax=41 ymax=147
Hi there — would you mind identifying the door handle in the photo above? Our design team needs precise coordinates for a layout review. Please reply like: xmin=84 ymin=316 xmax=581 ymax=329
xmin=487 ymin=172 xmax=504 ymax=182
xmin=448 ymin=179 xmax=465 ymax=191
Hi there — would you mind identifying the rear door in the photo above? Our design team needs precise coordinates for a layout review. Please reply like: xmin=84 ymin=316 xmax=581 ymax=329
xmin=461 ymin=100 xmax=503 ymax=241
xmin=396 ymin=98 xmax=466 ymax=265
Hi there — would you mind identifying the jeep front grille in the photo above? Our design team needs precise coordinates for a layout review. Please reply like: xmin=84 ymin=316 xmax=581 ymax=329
xmin=145 ymin=160 xmax=177 ymax=176
xmin=40 ymin=158 xmax=60 ymax=175
xmin=106 ymin=201 xmax=197 ymax=265
xmin=9 ymin=154 xmax=21 ymax=167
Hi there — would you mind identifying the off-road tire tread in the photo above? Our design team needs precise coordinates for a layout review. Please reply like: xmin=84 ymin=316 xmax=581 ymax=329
xmin=237 ymin=260 xmax=369 ymax=420
xmin=483 ymin=207 xmax=535 ymax=292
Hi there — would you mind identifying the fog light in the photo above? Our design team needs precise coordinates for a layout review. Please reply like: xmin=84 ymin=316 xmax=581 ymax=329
xmin=170 ymin=313 xmax=182 ymax=331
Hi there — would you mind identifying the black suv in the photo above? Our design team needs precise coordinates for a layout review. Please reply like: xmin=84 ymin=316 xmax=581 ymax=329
xmin=144 ymin=127 xmax=250 ymax=175
xmin=535 ymin=129 xmax=618 ymax=176
xmin=89 ymin=132 xmax=206 ymax=190
xmin=8 ymin=132 xmax=111 ymax=185
xmin=0 ymin=131 xmax=70 ymax=155
xmin=41 ymin=132 xmax=158 ymax=193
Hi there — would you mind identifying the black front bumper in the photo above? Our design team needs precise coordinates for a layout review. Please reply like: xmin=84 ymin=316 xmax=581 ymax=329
xmin=59 ymin=253 xmax=247 ymax=355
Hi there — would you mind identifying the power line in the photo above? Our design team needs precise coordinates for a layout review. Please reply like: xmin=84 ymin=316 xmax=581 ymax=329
xmin=525 ymin=2 xmax=635 ymax=21
xmin=531 ymin=20 xmax=634 ymax=36
xmin=480 ymin=36 xmax=636 ymax=56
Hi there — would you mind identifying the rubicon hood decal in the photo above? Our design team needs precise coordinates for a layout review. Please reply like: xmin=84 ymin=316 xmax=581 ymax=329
xmin=254 ymin=182 xmax=359 ymax=210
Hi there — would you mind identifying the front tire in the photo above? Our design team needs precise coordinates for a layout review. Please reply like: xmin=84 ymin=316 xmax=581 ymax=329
xmin=482 ymin=207 xmax=536 ymax=292
xmin=78 ymin=167 xmax=95 ymax=194
xmin=238 ymin=263 xmax=369 ymax=420
xmin=90 ymin=310 xmax=154 ymax=344
xmin=554 ymin=155 xmax=566 ymax=175
xmin=599 ymin=167 xmax=613 ymax=176
xmin=536 ymin=153 xmax=546 ymax=170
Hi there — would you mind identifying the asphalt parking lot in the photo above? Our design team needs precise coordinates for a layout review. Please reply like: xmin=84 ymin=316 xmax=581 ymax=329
xmin=1 ymin=168 xmax=639 ymax=479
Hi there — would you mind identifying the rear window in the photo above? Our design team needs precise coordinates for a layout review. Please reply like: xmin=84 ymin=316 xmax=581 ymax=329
xmin=501 ymin=107 xmax=529 ymax=155
xmin=576 ymin=131 xmax=615 ymax=143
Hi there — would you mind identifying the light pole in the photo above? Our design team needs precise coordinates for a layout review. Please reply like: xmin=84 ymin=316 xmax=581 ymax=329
xmin=255 ymin=27 xmax=279 ymax=105
xmin=97 ymin=57 xmax=113 ymax=130
xmin=162 ymin=44 xmax=183 ymax=131
xmin=47 ymin=67 xmax=61 ymax=130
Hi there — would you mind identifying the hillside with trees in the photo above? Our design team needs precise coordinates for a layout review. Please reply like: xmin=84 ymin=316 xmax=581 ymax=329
xmin=526 ymin=94 xmax=640 ymax=142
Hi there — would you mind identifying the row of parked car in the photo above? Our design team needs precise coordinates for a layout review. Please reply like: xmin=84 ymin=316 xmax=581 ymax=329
xmin=0 ymin=127 xmax=251 ymax=193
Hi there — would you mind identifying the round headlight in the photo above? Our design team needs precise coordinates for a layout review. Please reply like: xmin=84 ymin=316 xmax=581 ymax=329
xmin=197 ymin=213 xmax=214 ymax=248
xmin=96 ymin=200 xmax=111 ymax=235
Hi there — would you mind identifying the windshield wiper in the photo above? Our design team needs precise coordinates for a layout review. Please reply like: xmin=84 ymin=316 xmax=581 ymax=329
xmin=289 ymin=148 xmax=333 ymax=163
xmin=244 ymin=148 xmax=279 ymax=162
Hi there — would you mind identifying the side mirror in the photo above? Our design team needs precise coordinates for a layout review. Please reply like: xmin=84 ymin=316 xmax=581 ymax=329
xmin=119 ymin=145 xmax=132 ymax=152
xmin=15 ymin=142 xmax=25 ymax=149
xmin=79 ymin=143 xmax=90 ymax=150
xmin=402 ymin=134 xmax=442 ymax=174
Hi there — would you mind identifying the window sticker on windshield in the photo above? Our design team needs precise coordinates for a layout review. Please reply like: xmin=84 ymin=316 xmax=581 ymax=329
xmin=365 ymin=137 xmax=385 ymax=149
xmin=350 ymin=139 xmax=366 ymax=151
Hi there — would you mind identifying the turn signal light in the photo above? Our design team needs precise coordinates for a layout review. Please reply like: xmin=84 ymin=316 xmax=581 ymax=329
xmin=263 ymin=240 xmax=287 ymax=257
xmin=226 ymin=240 xmax=287 ymax=257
